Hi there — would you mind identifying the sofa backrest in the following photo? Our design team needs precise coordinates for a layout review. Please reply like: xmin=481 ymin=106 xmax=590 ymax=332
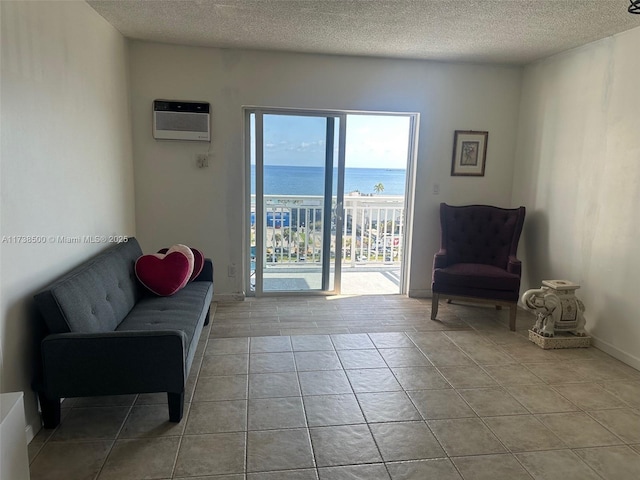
xmin=440 ymin=203 xmax=526 ymax=269
xmin=34 ymin=238 xmax=143 ymax=334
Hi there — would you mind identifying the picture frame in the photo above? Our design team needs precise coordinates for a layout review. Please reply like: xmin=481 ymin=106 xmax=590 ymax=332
xmin=451 ymin=130 xmax=488 ymax=176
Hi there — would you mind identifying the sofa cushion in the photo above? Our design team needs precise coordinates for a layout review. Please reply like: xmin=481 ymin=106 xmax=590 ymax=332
xmin=34 ymin=239 xmax=143 ymax=334
xmin=433 ymin=263 xmax=520 ymax=291
xmin=117 ymin=281 xmax=213 ymax=369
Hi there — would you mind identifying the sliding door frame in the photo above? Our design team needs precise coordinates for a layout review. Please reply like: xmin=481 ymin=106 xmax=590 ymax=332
xmin=247 ymin=107 xmax=346 ymax=297
xmin=243 ymin=106 xmax=419 ymax=298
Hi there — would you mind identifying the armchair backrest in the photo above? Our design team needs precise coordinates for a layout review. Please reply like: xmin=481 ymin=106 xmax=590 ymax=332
xmin=440 ymin=203 xmax=525 ymax=269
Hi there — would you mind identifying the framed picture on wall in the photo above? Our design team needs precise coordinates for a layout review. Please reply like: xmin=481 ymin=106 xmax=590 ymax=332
xmin=451 ymin=130 xmax=488 ymax=176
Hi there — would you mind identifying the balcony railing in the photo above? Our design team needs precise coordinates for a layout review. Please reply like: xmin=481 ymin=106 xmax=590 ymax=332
xmin=251 ymin=194 xmax=405 ymax=268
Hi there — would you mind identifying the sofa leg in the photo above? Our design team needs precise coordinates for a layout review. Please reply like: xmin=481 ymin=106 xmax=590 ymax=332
xmin=39 ymin=393 xmax=61 ymax=429
xmin=204 ymin=307 xmax=211 ymax=326
xmin=496 ymin=305 xmax=502 ymax=310
xmin=431 ymin=294 xmax=439 ymax=320
xmin=168 ymin=392 xmax=185 ymax=422
xmin=509 ymin=305 xmax=517 ymax=332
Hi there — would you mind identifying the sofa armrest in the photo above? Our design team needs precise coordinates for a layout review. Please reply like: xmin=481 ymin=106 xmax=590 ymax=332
xmin=193 ymin=259 xmax=213 ymax=283
xmin=433 ymin=249 xmax=448 ymax=270
xmin=40 ymin=330 xmax=187 ymax=398
xmin=507 ymin=255 xmax=522 ymax=276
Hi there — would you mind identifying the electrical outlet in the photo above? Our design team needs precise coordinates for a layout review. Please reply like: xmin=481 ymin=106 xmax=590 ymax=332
xmin=196 ymin=154 xmax=209 ymax=168
xmin=227 ymin=263 xmax=236 ymax=277
xmin=433 ymin=183 xmax=440 ymax=195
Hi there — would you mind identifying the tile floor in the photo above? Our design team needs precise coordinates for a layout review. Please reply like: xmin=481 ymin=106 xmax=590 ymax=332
xmin=28 ymin=296 xmax=640 ymax=479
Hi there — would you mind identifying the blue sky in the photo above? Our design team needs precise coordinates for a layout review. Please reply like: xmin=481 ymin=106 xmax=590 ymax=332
xmin=252 ymin=114 xmax=411 ymax=169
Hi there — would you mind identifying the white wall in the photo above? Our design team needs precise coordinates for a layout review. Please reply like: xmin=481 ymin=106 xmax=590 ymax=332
xmin=0 ymin=1 xmax=135 ymax=438
xmin=129 ymin=42 xmax=522 ymax=298
xmin=513 ymin=27 xmax=640 ymax=368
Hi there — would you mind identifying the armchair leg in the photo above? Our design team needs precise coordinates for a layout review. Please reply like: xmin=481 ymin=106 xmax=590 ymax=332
xmin=509 ymin=305 xmax=517 ymax=332
xmin=168 ymin=392 xmax=185 ymax=422
xmin=39 ymin=393 xmax=61 ymax=429
xmin=431 ymin=294 xmax=439 ymax=320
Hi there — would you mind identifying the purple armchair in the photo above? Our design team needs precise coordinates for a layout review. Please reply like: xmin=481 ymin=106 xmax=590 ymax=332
xmin=431 ymin=203 xmax=526 ymax=331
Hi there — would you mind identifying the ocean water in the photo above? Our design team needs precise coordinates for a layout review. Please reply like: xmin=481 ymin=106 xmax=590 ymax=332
xmin=251 ymin=165 xmax=407 ymax=196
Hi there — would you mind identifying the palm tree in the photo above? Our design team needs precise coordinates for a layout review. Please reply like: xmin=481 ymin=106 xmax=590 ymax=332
xmin=373 ymin=183 xmax=385 ymax=194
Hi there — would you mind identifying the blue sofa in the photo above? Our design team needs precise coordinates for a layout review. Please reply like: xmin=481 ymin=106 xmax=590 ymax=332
xmin=33 ymin=238 xmax=213 ymax=428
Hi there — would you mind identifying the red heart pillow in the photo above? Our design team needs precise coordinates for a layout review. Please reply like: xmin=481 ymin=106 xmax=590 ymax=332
xmin=189 ymin=247 xmax=205 ymax=281
xmin=158 ymin=246 xmax=204 ymax=282
xmin=166 ymin=244 xmax=194 ymax=288
xmin=135 ymin=252 xmax=192 ymax=296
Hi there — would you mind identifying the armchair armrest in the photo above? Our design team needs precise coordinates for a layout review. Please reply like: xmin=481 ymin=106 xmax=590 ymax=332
xmin=40 ymin=330 xmax=187 ymax=397
xmin=433 ymin=249 xmax=448 ymax=270
xmin=193 ymin=259 xmax=213 ymax=282
xmin=507 ymin=255 xmax=522 ymax=276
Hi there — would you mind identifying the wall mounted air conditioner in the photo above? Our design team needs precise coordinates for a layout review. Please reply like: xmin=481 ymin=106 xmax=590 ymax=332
xmin=153 ymin=100 xmax=210 ymax=141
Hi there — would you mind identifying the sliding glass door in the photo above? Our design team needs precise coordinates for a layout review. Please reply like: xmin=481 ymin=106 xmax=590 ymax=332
xmin=250 ymin=110 xmax=346 ymax=295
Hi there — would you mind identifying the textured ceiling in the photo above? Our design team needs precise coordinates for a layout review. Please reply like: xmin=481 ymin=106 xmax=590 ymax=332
xmin=87 ymin=0 xmax=640 ymax=65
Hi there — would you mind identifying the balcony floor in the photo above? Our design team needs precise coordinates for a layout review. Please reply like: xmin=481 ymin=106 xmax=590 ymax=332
xmin=341 ymin=266 xmax=401 ymax=295
xmin=258 ymin=265 xmax=401 ymax=295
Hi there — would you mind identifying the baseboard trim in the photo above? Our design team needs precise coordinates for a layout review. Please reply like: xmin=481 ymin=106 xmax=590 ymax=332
xmin=25 ymin=423 xmax=36 ymax=444
xmin=212 ymin=293 xmax=245 ymax=302
xmin=590 ymin=335 xmax=640 ymax=371
xmin=408 ymin=289 xmax=432 ymax=298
